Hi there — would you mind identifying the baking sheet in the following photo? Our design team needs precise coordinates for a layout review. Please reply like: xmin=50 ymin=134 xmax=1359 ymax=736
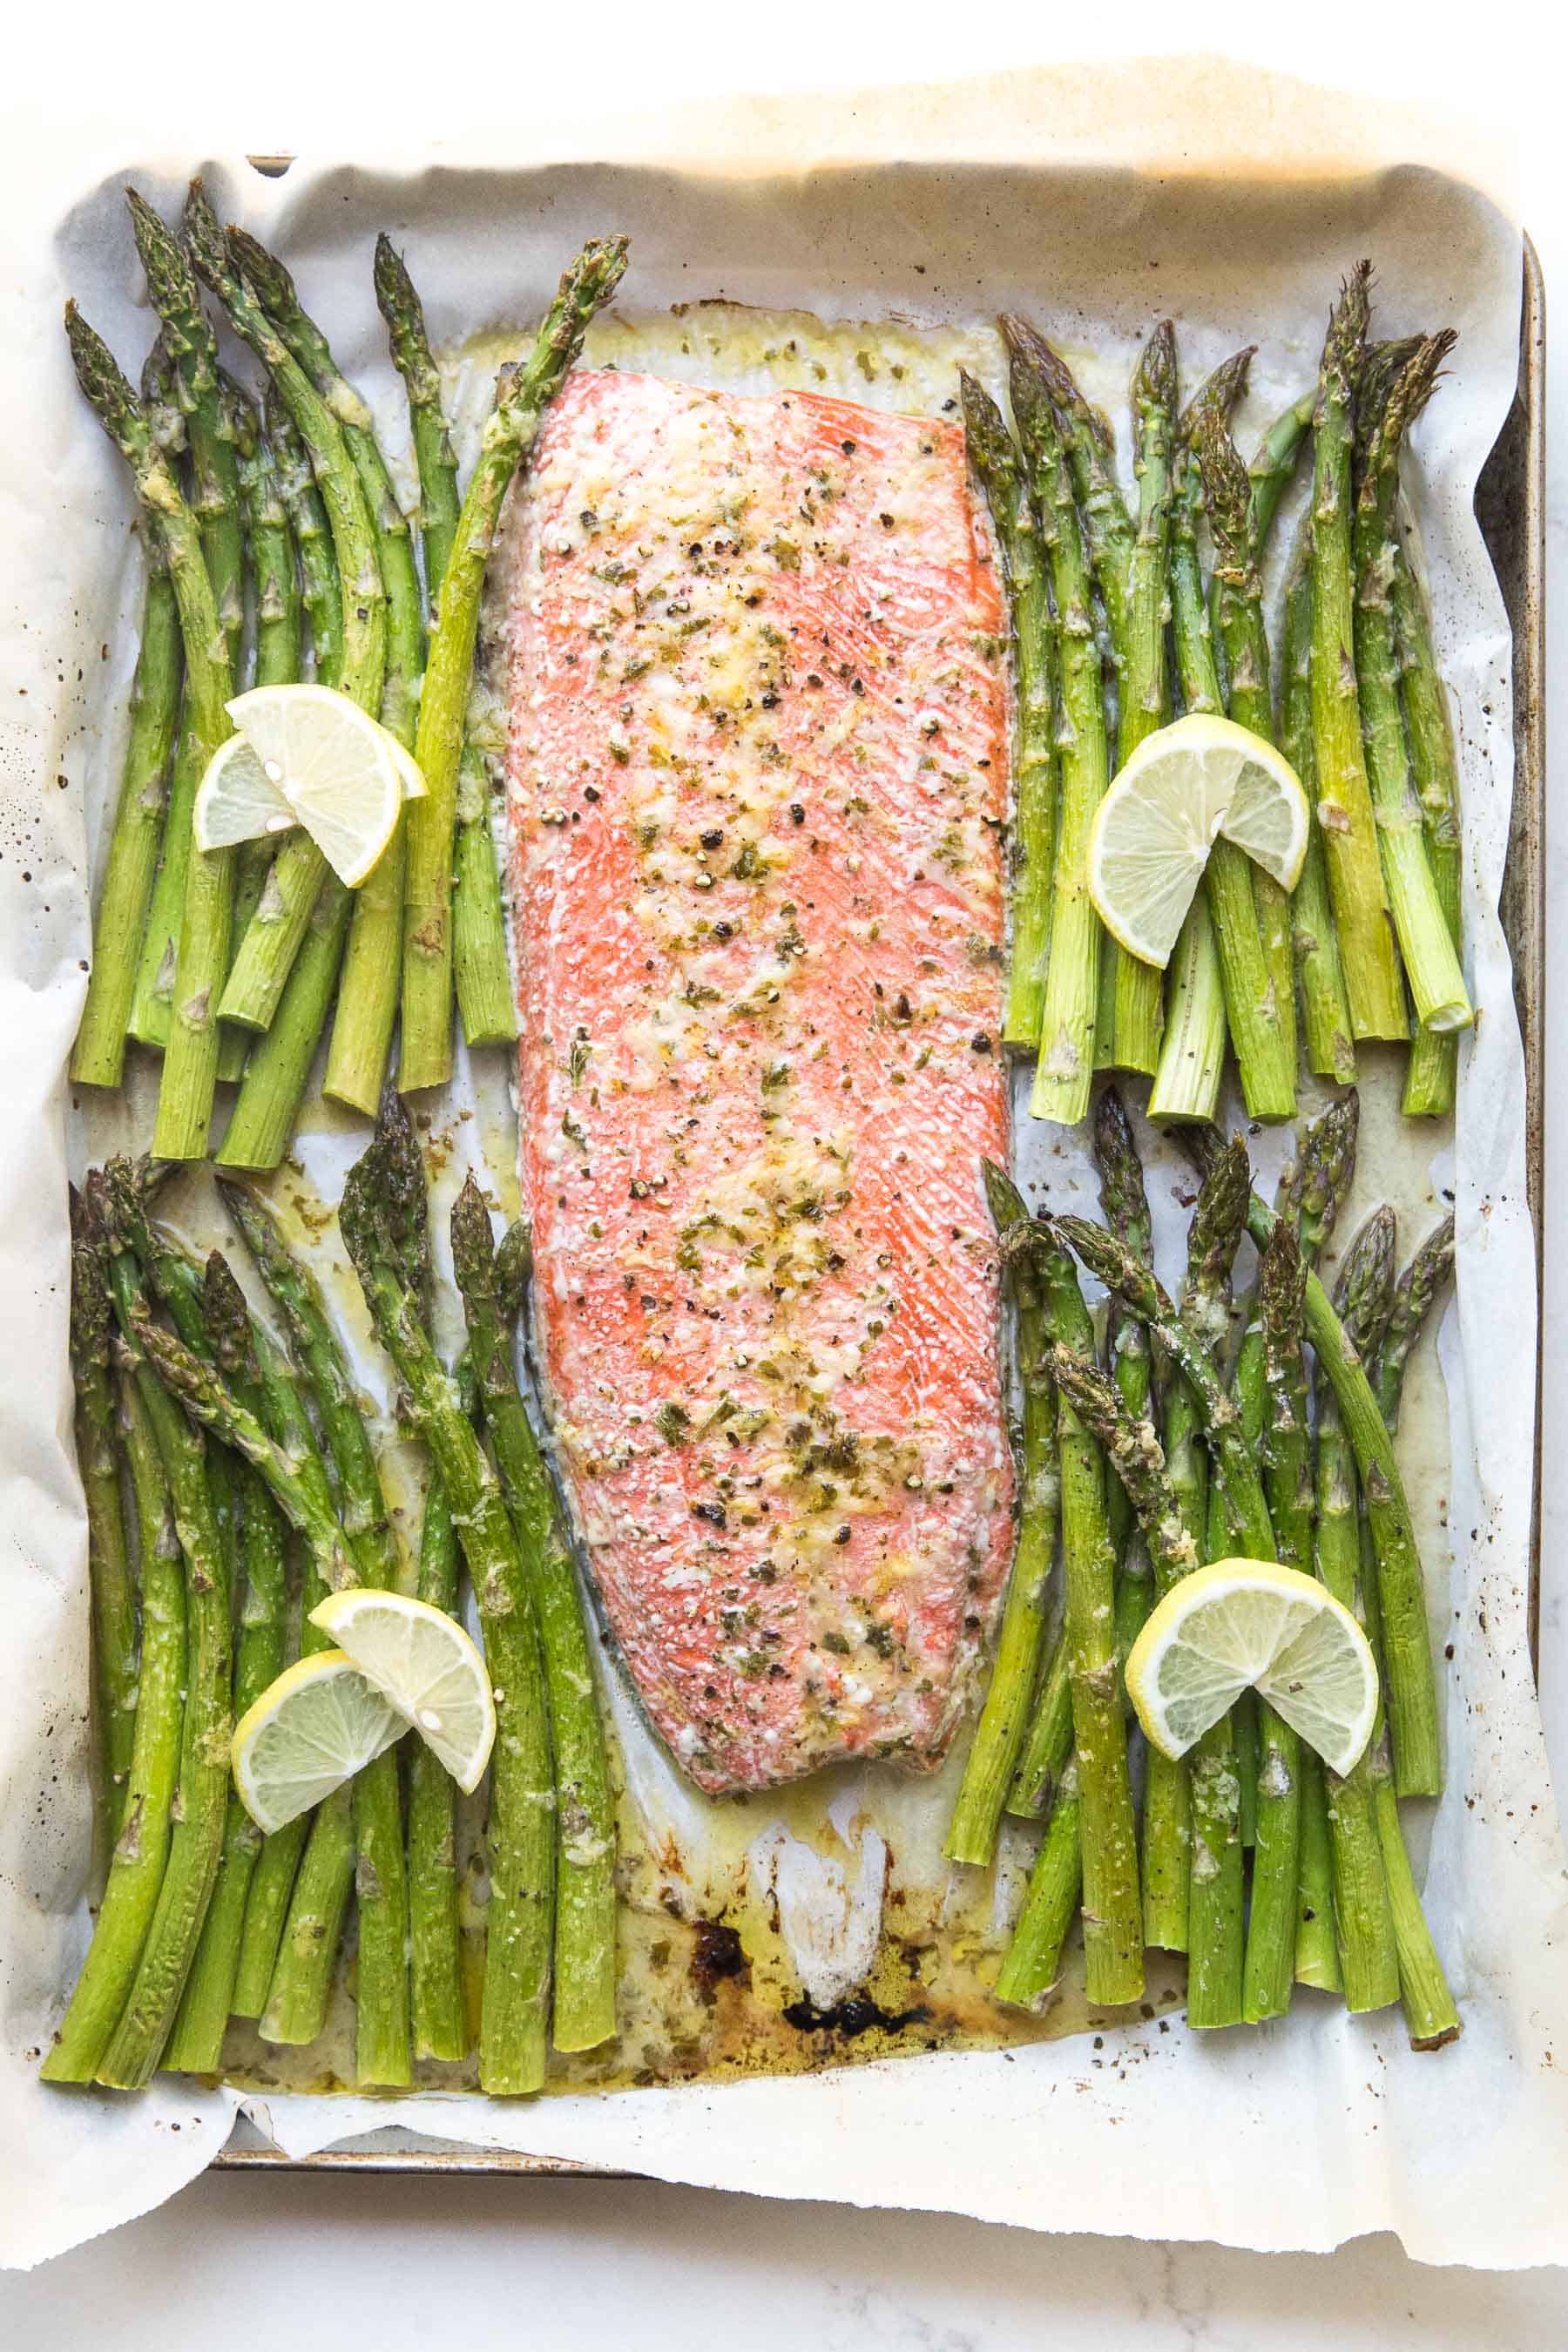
xmin=3 ymin=57 xmax=1565 ymax=2271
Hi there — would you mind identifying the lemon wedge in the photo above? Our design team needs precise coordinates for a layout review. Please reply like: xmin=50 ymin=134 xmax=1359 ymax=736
xmin=1125 ymin=1558 xmax=1378 ymax=1777
xmin=232 ymin=1651 xmax=404 ymax=1834
xmin=224 ymin=684 xmax=408 ymax=886
xmin=1088 ymin=714 xmax=1310 ymax=968
xmin=308 ymin=1591 xmax=496 ymax=1793
xmin=192 ymin=732 xmax=299 ymax=854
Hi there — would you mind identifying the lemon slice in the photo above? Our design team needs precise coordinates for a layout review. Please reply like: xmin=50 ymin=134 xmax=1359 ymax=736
xmin=309 ymin=1591 xmax=496 ymax=1793
xmin=1125 ymin=1558 xmax=1378 ymax=1777
xmin=232 ymin=1651 xmax=404 ymax=1834
xmin=192 ymin=733 xmax=301 ymax=854
xmin=226 ymin=683 xmax=404 ymax=886
xmin=1088 ymin=714 xmax=1311 ymax=967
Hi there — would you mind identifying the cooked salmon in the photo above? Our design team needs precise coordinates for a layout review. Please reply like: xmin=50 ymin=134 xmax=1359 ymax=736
xmin=504 ymin=367 xmax=1013 ymax=1795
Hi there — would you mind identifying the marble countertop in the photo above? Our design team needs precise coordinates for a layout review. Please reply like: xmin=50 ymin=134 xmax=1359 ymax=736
xmin=3 ymin=8 xmax=1565 ymax=2336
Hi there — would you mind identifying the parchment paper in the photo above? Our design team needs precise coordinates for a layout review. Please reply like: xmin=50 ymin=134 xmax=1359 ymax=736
xmin=3 ymin=56 xmax=1564 ymax=2273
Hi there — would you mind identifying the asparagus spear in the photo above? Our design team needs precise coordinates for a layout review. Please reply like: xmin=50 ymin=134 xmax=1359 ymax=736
xmin=1365 ymin=1220 xmax=1461 ymax=2046
xmin=216 ymin=393 xmax=350 ymax=1173
xmin=229 ymin=1335 xmax=339 ymax=2019
xmin=64 ymin=305 xmax=236 ymax=1162
xmin=91 ymin=1186 xmax=233 ymax=2088
xmin=1174 ymin=354 xmax=1297 ymax=1122
xmin=1195 ymin=404 xmax=1298 ymax=1091
xmin=409 ymin=1402 xmax=470 ymax=2061
xmin=1148 ymin=351 xmax=1249 ymax=1124
xmin=1309 ymin=267 xmax=1408 ymax=1042
xmin=1004 ymin=335 xmax=1109 ymax=1128
xmin=1242 ymin=1221 xmax=1312 ymax=2022
xmin=216 ymin=377 xmax=303 ymax=1086
xmin=402 ymin=237 xmax=629 ymax=1092
xmin=1353 ymin=334 xmax=1471 ymax=1037
xmin=1093 ymin=1091 xmax=1156 ymax=1666
xmin=228 ymin=228 xmax=425 ymax=1113
xmin=1394 ymin=510 xmax=1465 ymax=1116
xmin=1107 ymin=322 xmax=1178 ymax=1075
xmin=218 ymin=1185 xmax=410 ymax=2083
xmin=452 ymin=712 xmax=517 ymax=1050
xmin=993 ymin=1220 xmax=1142 ymax=2006
xmin=42 ymin=1358 xmax=186 ymax=2085
xmin=127 ymin=189 xmax=243 ymax=665
xmin=185 ymin=183 xmax=387 ymax=1046
xmin=1246 ymin=388 xmax=1319 ymax=544
xmin=993 ymin=1756 xmax=1082 ymax=2007
xmin=73 ymin=353 xmax=183 ymax=1087
xmin=1311 ymin=1211 xmax=1402 ymax=2011
xmin=341 ymin=1092 xmax=555 ymax=2093
xmin=66 ymin=1185 xmax=139 ymax=1836
xmin=451 ymin=1179 xmax=617 ymax=2051
xmin=125 ymin=337 xmax=199 ymax=1055
xmin=161 ymin=1256 xmax=289 ymax=2072
xmin=962 ymin=373 xmax=1057 ymax=1054
xmin=1281 ymin=518 xmax=1357 ymax=1083
xmin=949 ymin=1164 xmax=1061 ymax=1865
xmin=375 ymin=235 xmax=462 ymax=606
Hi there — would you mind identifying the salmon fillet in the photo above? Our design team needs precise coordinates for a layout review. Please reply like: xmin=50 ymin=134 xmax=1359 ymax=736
xmin=504 ymin=366 xmax=1013 ymax=1796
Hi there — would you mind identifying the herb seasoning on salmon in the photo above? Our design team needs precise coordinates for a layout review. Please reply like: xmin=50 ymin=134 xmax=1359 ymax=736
xmin=504 ymin=368 xmax=1013 ymax=1794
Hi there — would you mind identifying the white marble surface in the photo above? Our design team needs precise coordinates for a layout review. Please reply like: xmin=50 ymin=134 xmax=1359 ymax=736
xmin=3 ymin=3 xmax=1565 ymax=2335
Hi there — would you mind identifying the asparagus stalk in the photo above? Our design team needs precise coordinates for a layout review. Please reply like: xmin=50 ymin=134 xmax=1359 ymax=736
xmin=451 ymin=1179 xmax=617 ymax=2051
xmin=217 ymin=378 xmax=303 ymax=1086
xmin=1281 ymin=519 xmax=1357 ymax=1082
xmin=1394 ymin=514 xmax=1464 ymax=1116
xmin=73 ymin=353 xmax=183 ymax=1086
xmin=402 ymin=238 xmax=629 ymax=1092
xmin=1004 ymin=336 xmax=1109 ymax=1128
xmin=269 ymin=385 xmax=345 ymax=690
xmin=230 ymin=1334 xmax=338 ymax=2019
xmin=64 ymin=304 xmax=236 ymax=1163
xmin=228 ymin=228 xmax=425 ymax=1113
xmin=962 ymin=373 xmax=1057 ymax=1054
xmin=1149 ymin=350 xmax=1251 ymax=1124
xmin=375 ymin=239 xmax=517 ymax=1049
xmin=215 ymin=397 xmax=349 ymax=1173
xmin=1176 ymin=355 xmax=1296 ymax=1123
xmin=1353 ymin=334 xmax=1472 ymax=1037
xmin=161 ymin=1257 xmax=290 ymax=2072
xmin=42 ymin=1360 xmax=186 ymax=2085
xmin=1093 ymin=1091 xmax=1156 ymax=1664
xmin=1367 ymin=1221 xmax=1461 ymax=2047
xmin=994 ymin=1220 xmax=1142 ymax=2005
xmin=1009 ymin=324 xmax=1132 ymax=642
xmin=127 ymin=189 xmax=243 ymax=665
xmin=1309 ymin=267 xmax=1408 ymax=1042
xmin=409 ymin=1419 xmax=470 ymax=2061
xmin=66 ymin=1185 xmax=139 ymax=1836
xmin=1195 ymin=404 xmax=1298 ymax=1090
xmin=1247 ymin=389 xmax=1319 ymax=545
xmin=375 ymin=235 xmax=462 ymax=607
xmin=219 ymin=1184 xmax=410 ymax=2083
xmin=185 ymin=183 xmax=387 ymax=1042
xmin=949 ymin=1164 xmax=1061 ymax=1864
xmin=1190 ymin=1125 xmax=1443 ymax=1795
xmin=1107 ymin=322 xmax=1178 ymax=1075
xmin=1005 ymin=1634 xmax=1071 ymax=1821
xmin=1314 ymin=1211 xmax=1402 ymax=2012
xmin=341 ymin=1092 xmax=554 ymax=2093
xmin=453 ymin=727 xmax=517 ymax=1048
xmin=993 ymin=1757 xmax=1082 ymax=2008
xmin=1242 ymin=1221 xmax=1312 ymax=2021
xmin=93 ymin=1190 xmax=233 ymax=2088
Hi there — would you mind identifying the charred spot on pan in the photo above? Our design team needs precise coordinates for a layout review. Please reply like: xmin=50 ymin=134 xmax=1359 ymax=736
xmin=781 ymin=1993 xmax=931 ymax=2038
xmin=689 ymin=1918 xmax=750 ymax=1998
